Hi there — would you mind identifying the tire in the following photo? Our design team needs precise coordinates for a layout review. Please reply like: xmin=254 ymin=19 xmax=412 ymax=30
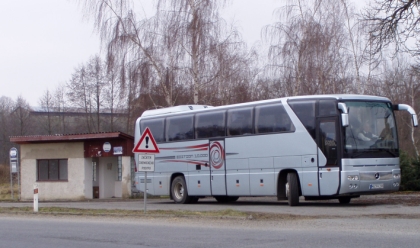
xmin=171 ymin=176 xmax=192 ymax=204
xmin=338 ymin=197 xmax=351 ymax=204
xmin=286 ymin=172 xmax=300 ymax=206
xmin=214 ymin=196 xmax=239 ymax=203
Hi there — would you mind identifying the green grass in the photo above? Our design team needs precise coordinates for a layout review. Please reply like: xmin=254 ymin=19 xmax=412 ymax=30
xmin=0 ymin=183 xmax=19 ymax=201
xmin=0 ymin=206 xmax=250 ymax=218
xmin=0 ymin=206 xmax=325 ymax=220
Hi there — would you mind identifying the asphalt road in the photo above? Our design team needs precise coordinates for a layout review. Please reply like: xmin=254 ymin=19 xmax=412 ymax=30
xmin=1 ymin=194 xmax=420 ymax=247
xmin=0 ymin=214 xmax=420 ymax=248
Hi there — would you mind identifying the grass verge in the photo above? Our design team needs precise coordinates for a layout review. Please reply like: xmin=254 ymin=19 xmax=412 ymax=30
xmin=0 ymin=206 xmax=318 ymax=221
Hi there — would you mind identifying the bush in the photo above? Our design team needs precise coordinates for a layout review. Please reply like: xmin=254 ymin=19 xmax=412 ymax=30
xmin=0 ymin=164 xmax=10 ymax=184
xmin=399 ymin=152 xmax=420 ymax=191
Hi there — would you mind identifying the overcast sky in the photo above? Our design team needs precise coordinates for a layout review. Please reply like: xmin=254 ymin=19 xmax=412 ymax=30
xmin=0 ymin=0 xmax=281 ymax=107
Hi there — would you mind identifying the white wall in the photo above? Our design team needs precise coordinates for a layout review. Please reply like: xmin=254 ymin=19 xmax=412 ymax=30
xmin=20 ymin=142 xmax=87 ymax=201
xmin=19 ymin=142 xmax=133 ymax=200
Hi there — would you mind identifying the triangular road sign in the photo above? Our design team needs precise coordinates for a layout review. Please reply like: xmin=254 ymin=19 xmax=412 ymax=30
xmin=133 ymin=127 xmax=160 ymax=153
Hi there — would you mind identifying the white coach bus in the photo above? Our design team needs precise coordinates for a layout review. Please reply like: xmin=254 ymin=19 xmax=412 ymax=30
xmin=134 ymin=95 xmax=418 ymax=206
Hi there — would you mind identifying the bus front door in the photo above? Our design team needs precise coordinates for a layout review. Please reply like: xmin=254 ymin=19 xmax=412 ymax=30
xmin=317 ymin=118 xmax=340 ymax=195
xmin=209 ymin=140 xmax=227 ymax=195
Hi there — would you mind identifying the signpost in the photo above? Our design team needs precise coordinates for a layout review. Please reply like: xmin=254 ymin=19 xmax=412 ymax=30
xmin=133 ymin=127 xmax=160 ymax=213
xmin=9 ymin=147 xmax=19 ymax=200
xmin=34 ymin=183 xmax=39 ymax=212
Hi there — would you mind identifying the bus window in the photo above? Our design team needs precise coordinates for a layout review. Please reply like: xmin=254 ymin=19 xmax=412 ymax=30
xmin=319 ymin=121 xmax=338 ymax=166
xmin=288 ymin=100 xmax=316 ymax=139
xmin=140 ymin=118 xmax=165 ymax=143
xmin=195 ymin=111 xmax=225 ymax=138
xmin=227 ymin=107 xmax=253 ymax=136
xmin=319 ymin=100 xmax=338 ymax=116
xmin=166 ymin=115 xmax=194 ymax=141
xmin=255 ymin=104 xmax=295 ymax=134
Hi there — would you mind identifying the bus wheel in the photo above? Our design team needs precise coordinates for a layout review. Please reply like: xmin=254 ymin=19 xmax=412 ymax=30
xmin=171 ymin=176 xmax=191 ymax=204
xmin=339 ymin=197 xmax=351 ymax=204
xmin=286 ymin=172 xmax=299 ymax=206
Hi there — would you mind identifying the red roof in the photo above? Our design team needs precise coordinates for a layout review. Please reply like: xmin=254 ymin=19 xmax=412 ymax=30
xmin=10 ymin=132 xmax=133 ymax=144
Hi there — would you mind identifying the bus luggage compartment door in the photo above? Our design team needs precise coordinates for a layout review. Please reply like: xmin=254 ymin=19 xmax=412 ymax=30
xmin=210 ymin=140 xmax=227 ymax=195
xmin=319 ymin=167 xmax=340 ymax=195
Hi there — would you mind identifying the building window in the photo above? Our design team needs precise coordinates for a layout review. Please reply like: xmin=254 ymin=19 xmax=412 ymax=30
xmin=37 ymin=159 xmax=68 ymax=181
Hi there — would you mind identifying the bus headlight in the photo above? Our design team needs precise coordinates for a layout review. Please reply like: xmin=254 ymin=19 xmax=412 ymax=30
xmin=393 ymin=174 xmax=401 ymax=179
xmin=347 ymin=175 xmax=359 ymax=181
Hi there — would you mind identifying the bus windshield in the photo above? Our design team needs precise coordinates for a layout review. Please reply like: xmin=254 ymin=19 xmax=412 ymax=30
xmin=344 ymin=101 xmax=398 ymax=158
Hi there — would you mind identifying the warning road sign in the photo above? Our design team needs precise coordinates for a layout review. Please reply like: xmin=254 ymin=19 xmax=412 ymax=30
xmin=133 ymin=127 xmax=160 ymax=153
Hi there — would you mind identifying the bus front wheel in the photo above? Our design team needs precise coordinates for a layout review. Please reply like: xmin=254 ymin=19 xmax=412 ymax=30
xmin=286 ymin=172 xmax=299 ymax=206
xmin=171 ymin=176 xmax=192 ymax=204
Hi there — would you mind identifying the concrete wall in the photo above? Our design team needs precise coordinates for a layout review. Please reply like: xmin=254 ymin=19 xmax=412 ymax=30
xmin=20 ymin=142 xmax=87 ymax=201
xmin=121 ymin=156 xmax=132 ymax=198
xmin=19 ymin=142 xmax=133 ymax=201
xmin=84 ymin=158 xmax=94 ymax=199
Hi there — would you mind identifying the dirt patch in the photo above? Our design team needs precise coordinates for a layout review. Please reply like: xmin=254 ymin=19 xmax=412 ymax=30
xmin=351 ymin=192 xmax=420 ymax=206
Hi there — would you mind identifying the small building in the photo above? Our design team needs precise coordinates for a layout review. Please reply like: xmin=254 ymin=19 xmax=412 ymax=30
xmin=10 ymin=132 xmax=135 ymax=201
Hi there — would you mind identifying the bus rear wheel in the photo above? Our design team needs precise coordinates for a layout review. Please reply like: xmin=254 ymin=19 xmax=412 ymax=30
xmin=286 ymin=172 xmax=299 ymax=206
xmin=171 ymin=176 xmax=192 ymax=204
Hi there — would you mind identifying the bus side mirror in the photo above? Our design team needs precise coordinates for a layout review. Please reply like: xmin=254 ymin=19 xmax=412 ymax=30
xmin=337 ymin=103 xmax=349 ymax=127
xmin=395 ymin=104 xmax=418 ymax=127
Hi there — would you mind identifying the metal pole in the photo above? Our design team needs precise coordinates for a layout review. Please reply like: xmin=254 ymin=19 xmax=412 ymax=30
xmin=10 ymin=172 xmax=13 ymax=200
xmin=18 ymin=169 xmax=20 ymax=201
xmin=144 ymin=171 xmax=147 ymax=213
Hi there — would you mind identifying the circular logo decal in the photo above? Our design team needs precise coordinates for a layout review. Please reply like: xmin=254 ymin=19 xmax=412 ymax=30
xmin=210 ymin=142 xmax=224 ymax=169
xmin=103 ymin=142 xmax=111 ymax=153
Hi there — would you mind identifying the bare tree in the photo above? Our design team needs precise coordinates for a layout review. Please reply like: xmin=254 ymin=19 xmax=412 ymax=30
xmin=38 ymin=89 xmax=55 ymax=135
xmin=0 ymin=96 xmax=15 ymax=164
xmin=376 ymin=55 xmax=420 ymax=158
xmin=78 ymin=0 xmax=248 ymax=107
xmin=87 ymin=56 xmax=105 ymax=132
xmin=263 ymin=0 xmax=354 ymax=96
xmin=53 ymin=83 xmax=68 ymax=134
xmin=10 ymin=97 xmax=32 ymax=136
xmin=363 ymin=0 xmax=420 ymax=57
xmin=67 ymin=63 xmax=94 ymax=132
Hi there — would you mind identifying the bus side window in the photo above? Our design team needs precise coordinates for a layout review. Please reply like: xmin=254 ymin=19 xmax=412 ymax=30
xmin=195 ymin=111 xmax=225 ymax=138
xmin=319 ymin=100 xmax=338 ymax=116
xmin=227 ymin=107 xmax=253 ymax=136
xmin=140 ymin=118 xmax=165 ymax=143
xmin=288 ymin=100 xmax=316 ymax=139
xmin=255 ymin=104 xmax=295 ymax=134
xmin=166 ymin=115 xmax=194 ymax=141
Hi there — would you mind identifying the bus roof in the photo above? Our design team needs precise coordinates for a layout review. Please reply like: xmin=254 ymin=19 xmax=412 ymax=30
xmin=139 ymin=94 xmax=391 ymax=118
xmin=141 ymin=105 xmax=212 ymax=117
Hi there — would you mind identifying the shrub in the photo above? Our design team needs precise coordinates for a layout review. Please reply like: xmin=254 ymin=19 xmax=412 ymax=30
xmin=399 ymin=152 xmax=420 ymax=191
xmin=0 ymin=164 xmax=10 ymax=184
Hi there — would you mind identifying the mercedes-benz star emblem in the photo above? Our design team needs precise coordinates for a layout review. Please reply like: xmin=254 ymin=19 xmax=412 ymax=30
xmin=375 ymin=173 xmax=380 ymax=180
